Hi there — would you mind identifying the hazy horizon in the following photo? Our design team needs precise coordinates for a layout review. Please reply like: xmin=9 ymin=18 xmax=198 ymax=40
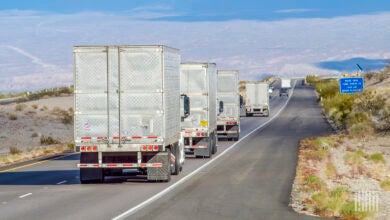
xmin=1 ymin=1 xmax=390 ymax=92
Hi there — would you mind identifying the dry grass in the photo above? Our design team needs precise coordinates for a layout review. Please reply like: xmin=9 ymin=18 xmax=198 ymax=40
xmin=0 ymin=145 xmax=72 ymax=167
xmin=380 ymin=179 xmax=390 ymax=191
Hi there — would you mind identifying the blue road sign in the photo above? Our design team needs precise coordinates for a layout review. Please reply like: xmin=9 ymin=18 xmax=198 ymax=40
xmin=340 ymin=77 xmax=364 ymax=94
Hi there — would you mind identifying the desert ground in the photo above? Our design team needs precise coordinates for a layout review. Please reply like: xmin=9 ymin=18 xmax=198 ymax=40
xmin=0 ymin=96 xmax=73 ymax=155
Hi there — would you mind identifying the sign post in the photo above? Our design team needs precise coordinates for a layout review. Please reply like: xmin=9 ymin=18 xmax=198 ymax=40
xmin=339 ymin=77 xmax=364 ymax=94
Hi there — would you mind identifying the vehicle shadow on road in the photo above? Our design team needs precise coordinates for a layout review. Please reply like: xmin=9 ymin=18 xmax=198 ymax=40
xmin=0 ymin=170 xmax=79 ymax=185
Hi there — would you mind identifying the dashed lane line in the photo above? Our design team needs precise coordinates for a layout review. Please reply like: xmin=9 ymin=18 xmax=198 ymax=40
xmin=19 ymin=193 xmax=32 ymax=199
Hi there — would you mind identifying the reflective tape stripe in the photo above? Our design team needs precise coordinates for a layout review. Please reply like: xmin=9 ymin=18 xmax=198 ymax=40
xmin=185 ymin=145 xmax=207 ymax=149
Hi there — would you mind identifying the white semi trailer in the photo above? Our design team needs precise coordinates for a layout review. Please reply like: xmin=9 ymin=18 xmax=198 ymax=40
xmin=216 ymin=70 xmax=240 ymax=141
xmin=180 ymin=63 xmax=218 ymax=157
xmin=280 ymin=78 xmax=292 ymax=97
xmin=73 ymin=45 xmax=185 ymax=183
xmin=245 ymin=82 xmax=270 ymax=117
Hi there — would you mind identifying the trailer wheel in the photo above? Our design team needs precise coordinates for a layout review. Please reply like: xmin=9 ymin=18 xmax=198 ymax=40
xmin=171 ymin=143 xmax=181 ymax=175
xmin=233 ymin=133 xmax=240 ymax=141
xmin=211 ymin=132 xmax=217 ymax=154
xmin=164 ymin=149 xmax=172 ymax=182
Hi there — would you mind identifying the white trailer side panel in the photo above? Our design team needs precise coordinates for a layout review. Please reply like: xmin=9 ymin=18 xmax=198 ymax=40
xmin=180 ymin=63 xmax=217 ymax=133
xmin=217 ymin=70 xmax=239 ymax=119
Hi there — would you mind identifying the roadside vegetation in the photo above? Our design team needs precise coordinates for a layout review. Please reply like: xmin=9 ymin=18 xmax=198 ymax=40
xmin=0 ymin=144 xmax=74 ymax=167
xmin=292 ymin=65 xmax=390 ymax=220
xmin=306 ymin=70 xmax=390 ymax=135
xmin=0 ymin=86 xmax=73 ymax=102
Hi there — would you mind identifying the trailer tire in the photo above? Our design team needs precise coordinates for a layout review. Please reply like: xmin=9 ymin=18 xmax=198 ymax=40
xmin=233 ymin=133 xmax=240 ymax=141
xmin=211 ymin=132 xmax=217 ymax=154
xmin=164 ymin=149 xmax=172 ymax=182
xmin=171 ymin=143 xmax=181 ymax=175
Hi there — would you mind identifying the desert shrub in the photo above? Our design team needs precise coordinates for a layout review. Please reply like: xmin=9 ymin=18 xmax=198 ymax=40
xmin=9 ymin=146 xmax=21 ymax=155
xmin=348 ymin=122 xmax=375 ymax=137
xmin=67 ymin=142 xmax=75 ymax=150
xmin=354 ymin=91 xmax=386 ymax=115
xmin=8 ymin=114 xmax=18 ymax=120
xmin=306 ymin=75 xmax=321 ymax=84
xmin=369 ymin=153 xmax=385 ymax=164
xmin=304 ymin=175 xmax=325 ymax=192
xmin=322 ymin=94 xmax=355 ymax=126
xmin=327 ymin=187 xmax=350 ymax=215
xmin=43 ymin=148 xmax=53 ymax=154
xmin=15 ymin=104 xmax=27 ymax=111
xmin=340 ymin=201 xmax=374 ymax=219
xmin=31 ymin=133 xmax=39 ymax=138
xmin=375 ymin=106 xmax=390 ymax=132
xmin=326 ymin=162 xmax=337 ymax=179
xmin=40 ymin=136 xmax=60 ymax=145
xmin=344 ymin=150 xmax=364 ymax=166
xmin=50 ymin=107 xmax=73 ymax=124
xmin=316 ymin=80 xmax=339 ymax=99
xmin=380 ymin=179 xmax=390 ymax=191
xmin=377 ymin=72 xmax=387 ymax=82
xmin=346 ymin=111 xmax=370 ymax=128
xmin=364 ymin=71 xmax=377 ymax=80
xmin=52 ymin=106 xmax=62 ymax=113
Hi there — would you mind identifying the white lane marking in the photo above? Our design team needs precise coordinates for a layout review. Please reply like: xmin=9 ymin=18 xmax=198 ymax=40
xmin=19 ymin=193 xmax=32 ymax=199
xmin=56 ymin=180 xmax=67 ymax=185
xmin=113 ymin=83 xmax=296 ymax=220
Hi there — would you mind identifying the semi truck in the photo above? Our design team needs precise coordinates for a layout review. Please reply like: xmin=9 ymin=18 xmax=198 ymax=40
xmin=180 ymin=63 xmax=218 ymax=158
xmin=245 ymin=82 xmax=270 ymax=117
xmin=216 ymin=70 xmax=240 ymax=141
xmin=73 ymin=45 xmax=185 ymax=183
xmin=280 ymin=78 xmax=291 ymax=97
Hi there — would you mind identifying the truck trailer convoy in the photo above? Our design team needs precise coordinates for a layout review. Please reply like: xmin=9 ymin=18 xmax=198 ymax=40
xmin=73 ymin=45 xmax=186 ymax=183
xmin=245 ymin=82 xmax=270 ymax=117
xmin=180 ymin=63 xmax=218 ymax=158
xmin=216 ymin=70 xmax=240 ymax=141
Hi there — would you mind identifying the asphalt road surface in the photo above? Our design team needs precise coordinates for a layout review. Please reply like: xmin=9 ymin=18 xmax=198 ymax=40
xmin=0 ymin=80 xmax=333 ymax=220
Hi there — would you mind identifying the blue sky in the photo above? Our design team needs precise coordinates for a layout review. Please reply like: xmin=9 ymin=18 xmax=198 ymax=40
xmin=2 ymin=0 xmax=390 ymax=21
xmin=0 ymin=1 xmax=390 ymax=92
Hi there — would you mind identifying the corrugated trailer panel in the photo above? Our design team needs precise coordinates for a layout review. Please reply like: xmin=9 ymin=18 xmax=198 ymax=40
xmin=74 ymin=45 xmax=181 ymax=147
xmin=180 ymin=63 xmax=217 ymax=133
xmin=217 ymin=70 xmax=239 ymax=119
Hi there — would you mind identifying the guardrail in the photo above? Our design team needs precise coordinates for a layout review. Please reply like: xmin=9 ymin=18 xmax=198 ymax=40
xmin=0 ymin=96 xmax=27 ymax=105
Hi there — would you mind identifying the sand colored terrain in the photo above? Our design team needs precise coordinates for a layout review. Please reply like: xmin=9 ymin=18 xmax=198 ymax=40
xmin=0 ymin=96 xmax=73 ymax=155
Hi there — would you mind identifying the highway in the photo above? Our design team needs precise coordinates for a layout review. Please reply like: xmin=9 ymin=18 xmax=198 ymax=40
xmin=0 ymin=81 xmax=333 ymax=220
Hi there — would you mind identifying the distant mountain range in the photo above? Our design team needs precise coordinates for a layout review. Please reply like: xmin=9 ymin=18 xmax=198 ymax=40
xmin=316 ymin=57 xmax=389 ymax=72
xmin=1 ymin=11 xmax=390 ymax=93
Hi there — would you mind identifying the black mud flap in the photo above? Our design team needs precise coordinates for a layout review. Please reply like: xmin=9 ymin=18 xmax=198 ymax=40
xmin=80 ymin=152 xmax=103 ymax=183
xmin=147 ymin=150 xmax=171 ymax=182
xmin=195 ymin=138 xmax=212 ymax=158
xmin=80 ymin=168 xmax=103 ymax=183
